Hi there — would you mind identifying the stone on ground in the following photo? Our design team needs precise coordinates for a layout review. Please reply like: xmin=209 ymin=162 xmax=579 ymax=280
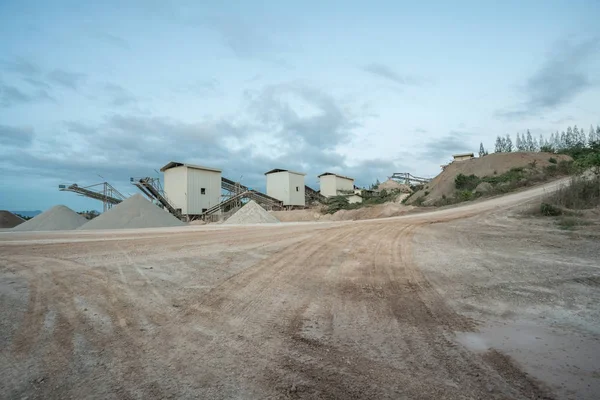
xmin=79 ymin=194 xmax=185 ymax=230
xmin=225 ymin=200 xmax=280 ymax=225
xmin=12 ymin=205 xmax=87 ymax=231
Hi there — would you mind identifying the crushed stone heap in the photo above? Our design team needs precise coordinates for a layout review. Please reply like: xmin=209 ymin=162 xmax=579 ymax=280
xmin=12 ymin=205 xmax=87 ymax=231
xmin=225 ymin=200 xmax=280 ymax=225
xmin=377 ymin=179 xmax=413 ymax=193
xmin=79 ymin=194 xmax=185 ymax=230
xmin=0 ymin=210 xmax=25 ymax=228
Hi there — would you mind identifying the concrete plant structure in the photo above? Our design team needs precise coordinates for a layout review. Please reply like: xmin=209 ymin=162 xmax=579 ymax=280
xmin=452 ymin=153 xmax=475 ymax=162
xmin=161 ymin=162 xmax=222 ymax=217
xmin=318 ymin=172 xmax=355 ymax=198
xmin=265 ymin=169 xmax=306 ymax=207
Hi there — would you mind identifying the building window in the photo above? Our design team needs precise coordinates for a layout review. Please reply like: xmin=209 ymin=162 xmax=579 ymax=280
xmin=201 ymin=188 xmax=206 ymax=195
xmin=296 ymin=186 xmax=299 ymax=192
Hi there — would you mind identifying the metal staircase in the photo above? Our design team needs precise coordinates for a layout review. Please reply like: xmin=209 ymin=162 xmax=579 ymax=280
xmin=130 ymin=177 xmax=182 ymax=219
xmin=202 ymin=190 xmax=250 ymax=217
xmin=221 ymin=177 xmax=283 ymax=209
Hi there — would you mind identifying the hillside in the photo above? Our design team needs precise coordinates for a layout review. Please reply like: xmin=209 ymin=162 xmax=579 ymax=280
xmin=407 ymin=152 xmax=572 ymax=205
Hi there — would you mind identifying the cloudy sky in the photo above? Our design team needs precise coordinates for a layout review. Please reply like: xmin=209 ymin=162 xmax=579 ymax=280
xmin=1 ymin=0 xmax=599 ymax=211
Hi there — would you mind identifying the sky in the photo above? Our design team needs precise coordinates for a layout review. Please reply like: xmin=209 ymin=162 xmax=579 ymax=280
xmin=1 ymin=0 xmax=599 ymax=212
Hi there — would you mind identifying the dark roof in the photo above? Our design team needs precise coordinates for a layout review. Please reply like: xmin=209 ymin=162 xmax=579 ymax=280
xmin=160 ymin=161 xmax=222 ymax=173
xmin=318 ymin=172 xmax=354 ymax=181
xmin=264 ymin=169 xmax=306 ymax=176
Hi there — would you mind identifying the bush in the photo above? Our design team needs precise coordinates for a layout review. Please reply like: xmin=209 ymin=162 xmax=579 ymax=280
xmin=326 ymin=195 xmax=350 ymax=214
xmin=482 ymin=168 xmax=525 ymax=185
xmin=557 ymin=160 xmax=574 ymax=175
xmin=455 ymin=174 xmax=480 ymax=190
xmin=540 ymin=203 xmax=562 ymax=216
xmin=556 ymin=216 xmax=592 ymax=230
xmin=575 ymin=151 xmax=600 ymax=176
xmin=545 ymin=177 xmax=600 ymax=210
xmin=544 ymin=164 xmax=558 ymax=176
xmin=455 ymin=190 xmax=477 ymax=202
xmin=548 ymin=157 xmax=557 ymax=164
xmin=413 ymin=196 xmax=425 ymax=206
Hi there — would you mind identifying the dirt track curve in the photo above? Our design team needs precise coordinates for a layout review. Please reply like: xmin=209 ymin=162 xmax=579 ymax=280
xmin=1 ymin=179 xmax=598 ymax=399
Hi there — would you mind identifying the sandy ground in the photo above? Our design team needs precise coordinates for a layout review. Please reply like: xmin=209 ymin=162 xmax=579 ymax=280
xmin=1 ymin=178 xmax=598 ymax=399
xmin=271 ymin=199 xmax=414 ymax=223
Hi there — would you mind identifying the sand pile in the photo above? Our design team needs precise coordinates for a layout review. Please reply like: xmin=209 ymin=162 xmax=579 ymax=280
xmin=407 ymin=152 xmax=572 ymax=205
xmin=0 ymin=211 xmax=25 ymax=228
xmin=270 ymin=201 xmax=414 ymax=222
xmin=12 ymin=205 xmax=87 ymax=231
xmin=225 ymin=201 xmax=280 ymax=224
xmin=377 ymin=179 xmax=413 ymax=193
xmin=79 ymin=194 xmax=185 ymax=230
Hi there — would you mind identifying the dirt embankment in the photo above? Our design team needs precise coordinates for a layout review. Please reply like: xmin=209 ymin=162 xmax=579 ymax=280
xmin=407 ymin=152 xmax=572 ymax=205
xmin=271 ymin=201 xmax=415 ymax=222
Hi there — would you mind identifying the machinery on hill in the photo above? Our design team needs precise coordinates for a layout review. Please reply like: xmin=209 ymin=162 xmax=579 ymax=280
xmin=390 ymin=172 xmax=431 ymax=185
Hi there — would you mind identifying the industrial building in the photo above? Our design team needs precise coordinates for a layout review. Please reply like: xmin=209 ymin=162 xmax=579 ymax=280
xmin=452 ymin=153 xmax=475 ymax=162
xmin=161 ymin=162 xmax=222 ymax=217
xmin=265 ymin=169 xmax=306 ymax=207
xmin=318 ymin=172 xmax=355 ymax=198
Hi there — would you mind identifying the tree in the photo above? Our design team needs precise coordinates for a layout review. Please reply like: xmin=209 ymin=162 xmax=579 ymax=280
xmin=566 ymin=126 xmax=574 ymax=148
xmin=553 ymin=131 xmax=561 ymax=150
xmin=515 ymin=133 xmax=522 ymax=151
xmin=505 ymin=134 xmax=513 ymax=152
xmin=525 ymin=130 xmax=534 ymax=151
xmin=573 ymin=125 xmax=586 ymax=148
xmin=589 ymin=125 xmax=596 ymax=147
xmin=539 ymin=134 xmax=545 ymax=149
xmin=495 ymin=136 xmax=503 ymax=153
xmin=560 ymin=131 xmax=567 ymax=149
xmin=479 ymin=142 xmax=486 ymax=157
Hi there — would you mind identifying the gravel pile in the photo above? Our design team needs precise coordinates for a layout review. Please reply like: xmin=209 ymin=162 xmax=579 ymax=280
xmin=79 ymin=194 xmax=185 ymax=230
xmin=225 ymin=201 xmax=280 ymax=225
xmin=0 ymin=211 xmax=25 ymax=228
xmin=377 ymin=179 xmax=413 ymax=193
xmin=12 ymin=205 xmax=87 ymax=231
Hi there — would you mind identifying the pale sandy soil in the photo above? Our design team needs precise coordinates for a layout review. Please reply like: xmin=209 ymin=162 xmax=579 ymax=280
xmin=1 ymin=178 xmax=598 ymax=399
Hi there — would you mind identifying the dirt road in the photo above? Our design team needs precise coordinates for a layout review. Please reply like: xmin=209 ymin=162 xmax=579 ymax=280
xmin=1 ymin=180 xmax=598 ymax=399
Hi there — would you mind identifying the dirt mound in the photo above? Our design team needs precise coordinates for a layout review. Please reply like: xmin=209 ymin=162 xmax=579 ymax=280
xmin=225 ymin=200 xmax=280 ymax=224
xmin=407 ymin=152 xmax=572 ymax=205
xmin=271 ymin=201 xmax=414 ymax=222
xmin=12 ymin=205 xmax=87 ymax=231
xmin=377 ymin=179 xmax=413 ymax=193
xmin=0 ymin=211 xmax=25 ymax=228
xmin=79 ymin=194 xmax=185 ymax=230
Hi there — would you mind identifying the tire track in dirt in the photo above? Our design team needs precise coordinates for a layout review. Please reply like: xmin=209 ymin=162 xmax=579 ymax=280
xmin=3 ymin=255 xmax=171 ymax=399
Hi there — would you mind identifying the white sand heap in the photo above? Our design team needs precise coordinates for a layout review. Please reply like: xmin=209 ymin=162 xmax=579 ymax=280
xmin=12 ymin=205 xmax=87 ymax=231
xmin=79 ymin=194 xmax=185 ymax=230
xmin=225 ymin=200 xmax=280 ymax=225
